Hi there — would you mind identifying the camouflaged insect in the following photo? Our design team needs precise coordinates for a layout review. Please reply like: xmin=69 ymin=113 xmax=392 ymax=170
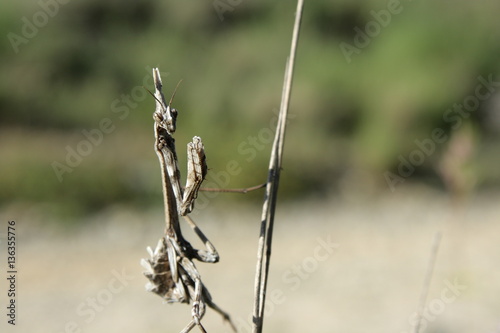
xmin=141 ymin=68 xmax=236 ymax=333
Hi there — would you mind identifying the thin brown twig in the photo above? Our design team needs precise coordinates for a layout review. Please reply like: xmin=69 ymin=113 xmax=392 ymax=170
xmin=196 ymin=183 xmax=266 ymax=193
xmin=252 ymin=1 xmax=304 ymax=332
xmin=412 ymin=231 xmax=443 ymax=333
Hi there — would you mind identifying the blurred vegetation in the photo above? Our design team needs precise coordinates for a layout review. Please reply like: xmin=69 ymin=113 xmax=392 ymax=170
xmin=1 ymin=0 xmax=500 ymax=219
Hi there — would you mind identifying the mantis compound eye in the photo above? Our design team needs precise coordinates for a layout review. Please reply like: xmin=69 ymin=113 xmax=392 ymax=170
xmin=170 ymin=108 xmax=178 ymax=125
xmin=166 ymin=107 xmax=178 ymax=133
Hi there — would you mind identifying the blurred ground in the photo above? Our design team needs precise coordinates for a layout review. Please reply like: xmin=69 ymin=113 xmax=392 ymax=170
xmin=1 ymin=187 xmax=499 ymax=333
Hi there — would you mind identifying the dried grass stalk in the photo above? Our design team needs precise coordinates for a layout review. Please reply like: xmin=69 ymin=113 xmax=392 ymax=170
xmin=252 ymin=1 xmax=305 ymax=332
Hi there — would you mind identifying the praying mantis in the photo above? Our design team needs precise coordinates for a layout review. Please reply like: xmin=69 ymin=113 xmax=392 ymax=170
xmin=141 ymin=68 xmax=237 ymax=333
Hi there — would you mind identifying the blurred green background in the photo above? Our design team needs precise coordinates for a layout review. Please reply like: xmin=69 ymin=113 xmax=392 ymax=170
xmin=2 ymin=0 xmax=500 ymax=220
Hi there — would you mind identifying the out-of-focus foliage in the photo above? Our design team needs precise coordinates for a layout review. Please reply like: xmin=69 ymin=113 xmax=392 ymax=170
xmin=1 ymin=0 xmax=500 ymax=218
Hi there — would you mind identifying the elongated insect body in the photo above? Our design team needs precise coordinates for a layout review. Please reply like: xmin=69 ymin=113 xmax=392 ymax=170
xmin=142 ymin=68 xmax=235 ymax=333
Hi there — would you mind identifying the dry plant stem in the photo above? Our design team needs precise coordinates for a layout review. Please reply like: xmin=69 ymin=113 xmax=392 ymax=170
xmin=197 ymin=183 xmax=266 ymax=193
xmin=412 ymin=231 xmax=443 ymax=333
xmin=252 ymin=0 xmax=304 ymax=332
